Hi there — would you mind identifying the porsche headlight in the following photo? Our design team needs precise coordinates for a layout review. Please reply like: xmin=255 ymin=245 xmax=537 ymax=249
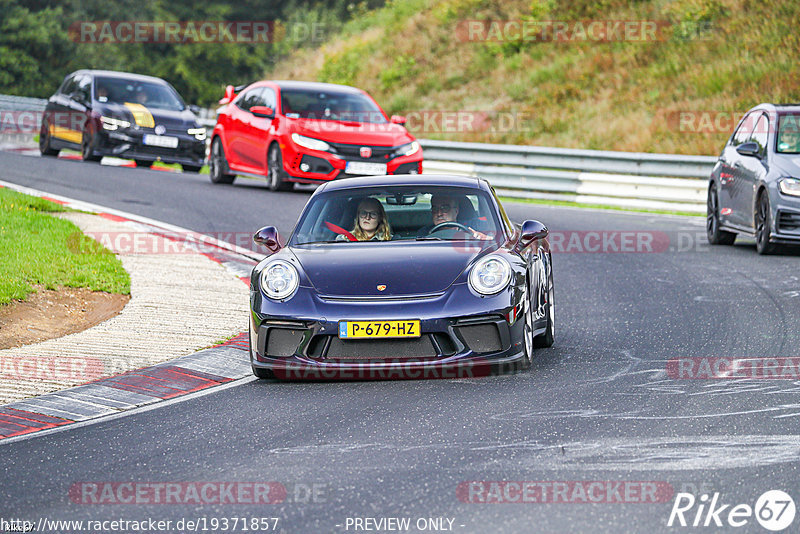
xmin=779 ymin=177 xmax=800 ymax=197
xmin=260 ymin=260 xmax=299 ymax=300
xmin=187 ymin=127 xmax=206 ymax=141
xmin=291 ymin=133 xmax=330 ymax=152
xmin=100 ymin=116 xmax=131 ymax=131
xmin=394 ymin=141 xmax=420 ymax=157
xmin=469 ymin=255 xmax=512 ymax=295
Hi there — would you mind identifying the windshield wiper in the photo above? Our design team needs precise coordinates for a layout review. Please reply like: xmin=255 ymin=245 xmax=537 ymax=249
xmin=415 ymin=236 xmax=444 ymax=241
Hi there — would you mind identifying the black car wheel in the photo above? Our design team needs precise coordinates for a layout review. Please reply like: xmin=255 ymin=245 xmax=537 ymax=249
xmin=267 ymin=144 xmax=293 ymax=192
xmin=135 ymin=159 xmax=154 ymax=168
xmin=209 ymin=137 xmax=235 ymax=184
xmin=39 ymin=120 xmax=58 ymax=157
xmin=532 ymin=261 xmax=555 ymax=349
xmin=707 ymin=186 xmax=736 ymax=245
xmin=755 ymin=192 xmax=777 ymax=255
xmin=81 ymin=125 xmax=101 ymax=162
xmin=182 ymin=164 xmax=202 ymax=173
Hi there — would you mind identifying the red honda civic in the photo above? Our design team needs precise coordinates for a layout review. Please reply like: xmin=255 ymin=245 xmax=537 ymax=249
xmin=209 ymin=81 xmax=423 ymax=190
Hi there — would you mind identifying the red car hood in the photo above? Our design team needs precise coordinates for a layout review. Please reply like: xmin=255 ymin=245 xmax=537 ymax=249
xmin=291 ymin=118 xmax=414 ymax=146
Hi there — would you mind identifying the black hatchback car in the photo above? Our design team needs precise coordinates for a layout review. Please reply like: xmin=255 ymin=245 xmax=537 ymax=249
xmin=707 ymin=103 xmax=800 ymax=254
xmin=39 ymin=69 xmax=206 ymax=171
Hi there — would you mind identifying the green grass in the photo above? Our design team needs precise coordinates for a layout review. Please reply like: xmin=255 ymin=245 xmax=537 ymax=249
xmin=499 ymin=195 xmax=704 ymax=217
xmin=0 ymin=188 xmax=130 ymax=305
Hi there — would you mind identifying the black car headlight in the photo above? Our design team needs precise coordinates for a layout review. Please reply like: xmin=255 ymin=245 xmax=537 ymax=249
xmin=260 ymin=260 xmax=299 ymax=300
xmin=469 ymin=255 xmax=511 ymax=295
xmin=100 ymin=116 xmax=131 ymax=131
xmin=779 ymin=177 xmax=800 ymax=197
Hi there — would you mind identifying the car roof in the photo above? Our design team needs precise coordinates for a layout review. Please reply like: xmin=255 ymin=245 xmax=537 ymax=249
xmin=262 ymin=81 xmax=364 ymax=94
xmin=71 ymin=70 xmax=170 ymax=85
xmin=318 ymin=174 xmax=485 ymax=192
xmin=749 ymin=103 xmax=800 ymax=114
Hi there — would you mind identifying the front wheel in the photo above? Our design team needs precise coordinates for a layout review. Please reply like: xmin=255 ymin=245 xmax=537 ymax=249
xmin=755 ymin=192 xmax=778 ymax=255
xmin=39 ymin=121 xmax=58 ymax=156
xmin=532 ymin=261 xmax=555 ymax=349
xmin=209 ymin=137 xmax=235 ymax=184
xmin=81 ymin=126 xmax=101 ymax=162
xmin=267 ymin=144 xmax=293 ymax=192
xmin=707 ymin=186 xmax=736 ymax=245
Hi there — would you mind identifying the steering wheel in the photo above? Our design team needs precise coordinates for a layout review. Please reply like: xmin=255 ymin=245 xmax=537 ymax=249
xmin=428 ymin=221 xmax=470 ymax=234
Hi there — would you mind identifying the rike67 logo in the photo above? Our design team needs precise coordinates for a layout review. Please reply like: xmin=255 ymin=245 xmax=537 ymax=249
xmin=668 ymin=490 xmax=795 ymax=531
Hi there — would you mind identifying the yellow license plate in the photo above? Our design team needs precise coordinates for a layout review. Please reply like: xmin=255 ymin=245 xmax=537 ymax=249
xmin=338 ymin=320 xmax=421 ymax=339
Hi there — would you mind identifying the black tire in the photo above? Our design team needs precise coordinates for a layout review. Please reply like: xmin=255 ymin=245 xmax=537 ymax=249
xmin=267 ymin=144 xmax=293 ymax=192
xmin=81 ymin=126 xmax=101 ymax=162
xmin=707 ymin=186 xmax=736 ymax=245
xmin=209 ymin=137 xmax=235 ymax=184
xmin=755 ymin=192 xmax=778 ymax=255
xmin=39 ymin=121 xmax=58 ymax=156
xmin=532 ymin=259 xmax=555 ymax=349
xmin=182 ymin=164 xmax=202 ymax=173
xmin=135 ymin=159 xmax=154 ymax=168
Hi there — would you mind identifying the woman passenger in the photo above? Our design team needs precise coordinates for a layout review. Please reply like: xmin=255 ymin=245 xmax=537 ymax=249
xmin=340 ymin=197 xmax=392 ymax=241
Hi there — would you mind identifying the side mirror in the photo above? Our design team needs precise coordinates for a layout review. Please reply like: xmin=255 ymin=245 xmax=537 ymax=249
xmin=250 ymin=106 xmax=275 ymax=119
xmin=254 ymin=226 xmax=281 ymax=252
xmin=390 ymin=114 xmax=407 ymax=126
xmin=736 ymin=141 xmax=761 ymax=157
xmin=517 ymin=220 xmax=548 ymax=250
xmin=188 ymin=104 xmax=201 ymax=115
xmin=219 ymin=84 xmax=236 ymax=105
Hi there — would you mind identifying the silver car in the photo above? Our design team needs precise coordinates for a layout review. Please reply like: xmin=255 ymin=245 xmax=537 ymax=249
xmin=707 ymin=103 xmax=800 ymax=254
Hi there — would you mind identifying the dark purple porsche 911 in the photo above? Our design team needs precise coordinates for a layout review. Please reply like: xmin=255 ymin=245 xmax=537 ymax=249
xmin=248 ymin=174 xmax=554 ymax=380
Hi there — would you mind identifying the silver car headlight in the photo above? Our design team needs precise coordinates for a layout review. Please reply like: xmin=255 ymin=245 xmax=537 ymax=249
xmin=187 ymin=127 xmax=206 ymax=141
xmin=394 ymin=141 xmax=420 ymax=157
xmin=260 ymin=260 xmax=299 ymax=300
xmin=100 ymin=116 xmax=131 ymax=130
xmin=469 ymin=255 xmax=511 ymax=295
xmin=291 ymin=133 xmax=330 ymax=152
xmin=779 ymin=177 xmax=800 ymax=197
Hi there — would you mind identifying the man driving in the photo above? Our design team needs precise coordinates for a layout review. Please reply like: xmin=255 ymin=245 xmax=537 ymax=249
xmin=419 ymin=194 xmax=490 ymax=240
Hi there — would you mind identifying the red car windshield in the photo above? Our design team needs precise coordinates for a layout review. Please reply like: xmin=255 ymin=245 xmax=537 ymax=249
xmin=280 ymin=88 xmax=387 ymax=124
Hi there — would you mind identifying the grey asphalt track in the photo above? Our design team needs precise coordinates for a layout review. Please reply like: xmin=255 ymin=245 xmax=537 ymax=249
xmin=1 ymin=151 xmax=800 ymax=533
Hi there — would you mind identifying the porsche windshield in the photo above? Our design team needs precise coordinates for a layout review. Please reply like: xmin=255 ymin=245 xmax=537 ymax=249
xmin=279 ymin=88 xmax=386 ymax=123
xmin=291 ymin=186 xmax=503 ymax=245
xmin=94 ymin=77 xmax=186 ymax=111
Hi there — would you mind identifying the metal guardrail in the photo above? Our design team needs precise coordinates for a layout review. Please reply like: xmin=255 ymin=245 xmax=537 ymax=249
xmin=0 ymin=94 xmax=713 ymax=212
xmin=420 ymin=139 xmax=715 ymax=213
